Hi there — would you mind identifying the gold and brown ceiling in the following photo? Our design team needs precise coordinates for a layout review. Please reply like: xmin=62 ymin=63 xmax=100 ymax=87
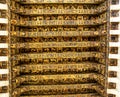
xmin=0 ymin=0 xmax=110 ymax=97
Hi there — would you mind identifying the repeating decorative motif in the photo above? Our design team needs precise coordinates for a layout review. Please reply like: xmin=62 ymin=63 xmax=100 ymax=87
xmin=10 ymin=0 xmax=108 ymax=97
xmin=0 ymin=0 xmax=9 ymax=97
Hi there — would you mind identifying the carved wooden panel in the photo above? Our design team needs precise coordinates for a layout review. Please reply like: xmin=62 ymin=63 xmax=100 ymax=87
xmin=10 ymin=0 xmax=108 ymax=97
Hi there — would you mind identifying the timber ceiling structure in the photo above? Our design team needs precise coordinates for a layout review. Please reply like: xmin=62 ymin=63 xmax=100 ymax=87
xmin=0 ymin=0 xmax=110 ymax=97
